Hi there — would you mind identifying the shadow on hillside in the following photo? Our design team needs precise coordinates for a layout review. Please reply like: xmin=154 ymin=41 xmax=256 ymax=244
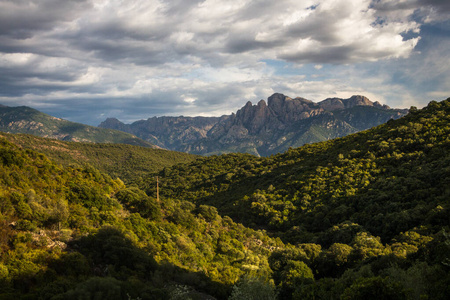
xmin=192 ymin=163 xmax=296 ymax=230
xmin=5 ymin=227 xmax=227 ymax=300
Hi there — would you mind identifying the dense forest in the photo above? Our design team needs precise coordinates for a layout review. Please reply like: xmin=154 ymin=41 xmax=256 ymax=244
xmin=0 ymin=133 xmax=197 ymax=184
xmin=0 ymin=98 xmax=449 ymax=299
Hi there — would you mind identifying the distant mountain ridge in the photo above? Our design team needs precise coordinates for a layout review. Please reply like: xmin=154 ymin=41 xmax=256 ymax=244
xmin=100 ymin=115 xmax=228 ymax=150
xmin=100 ymin=93 xmax=408 ymax=156
xmin=0 ymin=105 xmax=156 ymax=148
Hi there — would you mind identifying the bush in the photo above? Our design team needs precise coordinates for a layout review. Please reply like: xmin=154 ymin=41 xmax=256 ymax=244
xmin=229 ymin=275 xmax=277 ymax=300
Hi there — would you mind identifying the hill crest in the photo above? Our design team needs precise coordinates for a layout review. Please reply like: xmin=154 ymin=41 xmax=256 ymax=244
xmin=0 ymin=104 xmax=156 ymax=148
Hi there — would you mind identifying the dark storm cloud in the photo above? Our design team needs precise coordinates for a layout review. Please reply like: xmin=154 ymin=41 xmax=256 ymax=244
xmin=226 ymin=37 xmax=281 ymax=54
xmin=279 ymin=45 xmax=360 ymax=65
xmin=42 ymin=92 xmax=202 ymax=125
xmin=0 ymin=0 xmax=91 ymax=37
xmin=424 ymin=0 xmax=450 ymax=12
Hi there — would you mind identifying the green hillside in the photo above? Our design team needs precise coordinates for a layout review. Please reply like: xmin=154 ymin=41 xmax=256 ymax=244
xmin=0 ymin=105 xmax=154 ymax=147
xmin=0 ymin=98 xmax=449 ymax=299
xmin=0 ymin=137 xmax=281 ymax=299
xmin=143 ymin=98 xmax=450 ymax=298
xmin=0 ymin=132 xmax=197 ymax=183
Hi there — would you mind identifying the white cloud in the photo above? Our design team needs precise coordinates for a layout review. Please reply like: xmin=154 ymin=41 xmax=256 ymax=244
xmin=0 ymin=0 xmax=448 ymax=125
xmin=0 ymin=53 xmax=37 ymax=68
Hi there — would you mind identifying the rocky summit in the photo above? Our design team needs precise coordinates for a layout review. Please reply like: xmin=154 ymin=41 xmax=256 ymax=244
xmin=99 ymin=93 xmax=408 ymax=156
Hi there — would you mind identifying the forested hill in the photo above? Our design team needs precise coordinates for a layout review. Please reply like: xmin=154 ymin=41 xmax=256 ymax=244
xmin=146 ymin=99 xmax=450 ymax=242
xmin=0 ymin=132 xmax=197 ymax=183
xmin=0 ymin=134 xmax=283 ymax=299
xmin=141 ymin=98 xmax=450 ymax=298
xmin=0 ymin=104 xmax=155 ymax=148
xmin=0 ymin=98 xmax=449 ymax=299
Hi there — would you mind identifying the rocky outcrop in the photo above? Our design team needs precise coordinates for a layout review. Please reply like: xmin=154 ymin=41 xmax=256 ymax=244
xmin=99 ymin=93 xmax=409 ymax=156
xmin=267 ymin=93 xmax=322 ymax=122
xmin=319 ymin=95 xmax=390 ymax=111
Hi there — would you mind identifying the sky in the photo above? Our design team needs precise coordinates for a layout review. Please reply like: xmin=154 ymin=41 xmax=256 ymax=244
xmin=0 ymin=0 xmax=449 ymax=126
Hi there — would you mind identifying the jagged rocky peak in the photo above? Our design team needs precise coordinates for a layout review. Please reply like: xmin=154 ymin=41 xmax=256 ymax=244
xmin=99 ymin=117 xmax=126 ymax=130
xmin=98 ymin=117 xmax=132 ymax=133
xmin=100 ymin=117 xmax=124 ymax=126
xmin=373 ymin=101 xmax=390 ymax=109
xmin=237 ymin=99 xmax=268 ymax=112
xmin=267 ymin=93 xmax=288 ymax=111
xmin=232 ymin=98 xmax=274 ymax=134
xmin=268 ymin=93 xmax=316 ymax=112
xmin=320 ymin=95 xmax=380 ymax=111
xmin=266 ymin=93 xmax=322 ymax=123
xmin=257 ymin=99 xmax=267 ymax=108
xmin=347 ymin=95 xmax=373 ymax=107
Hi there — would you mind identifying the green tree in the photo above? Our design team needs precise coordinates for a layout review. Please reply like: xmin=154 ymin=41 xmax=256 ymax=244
xmin=229 ymin=275 xmax=277 ymax=300
xmin=341 ymin=276 xmax=407 ymax=300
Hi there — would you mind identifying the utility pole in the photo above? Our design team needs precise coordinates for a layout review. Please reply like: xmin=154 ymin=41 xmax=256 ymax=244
xmin=156 ymin=176 xmax=160 ymax=202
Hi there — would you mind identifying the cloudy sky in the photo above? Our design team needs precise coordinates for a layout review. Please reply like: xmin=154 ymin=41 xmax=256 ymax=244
xmin=0 ymin=0 xmax=449 ymax=125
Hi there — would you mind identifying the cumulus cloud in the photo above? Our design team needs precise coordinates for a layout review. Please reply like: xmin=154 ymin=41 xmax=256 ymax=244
xmin=279 ymin=0 xmax=420 ymax=63
xmin=0 ymin=0 xmax=448 ymax=125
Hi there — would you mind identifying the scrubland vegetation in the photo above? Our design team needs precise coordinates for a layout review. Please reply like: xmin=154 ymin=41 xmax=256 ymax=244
xmin=0 ymin=98 xmax=449 ymax=299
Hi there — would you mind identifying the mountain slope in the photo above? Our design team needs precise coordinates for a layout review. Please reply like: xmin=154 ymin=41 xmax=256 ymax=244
xmin=137 ymin=98 xmax=450 ymax=298
xmin=100 ymin=93 xmax=408 ymax=156
xmin=0 ymin=136 xmax=281 ymax=299
xmin=1 ymin=98 xmax=448 ymax=300
xmin=100 ymin=115 xmax=228 ymax=149
xmin=147 ymin=98 xmax=449 ymax=241
xmin=0 ymin=132 xmax=197 ymax=184
xmin=0 ymin=105 xmax=155 ymax=147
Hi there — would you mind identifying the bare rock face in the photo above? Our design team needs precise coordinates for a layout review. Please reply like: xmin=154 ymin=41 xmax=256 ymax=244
xmin=98 ymin=93 xmax=408 ymax=156
xmin=267 ymin=93 xmax=326 ymax=124
xmin=346 ymin=95 xmax=373 ymax=107
xmin=320 ymin=95 xmax=376 ymax=110
xmin=319 ymin=98 xmax=346 ymax=110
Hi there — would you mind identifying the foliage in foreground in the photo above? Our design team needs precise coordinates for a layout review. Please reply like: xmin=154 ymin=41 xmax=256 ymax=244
xmin=144 ymin=98 xmax=450 ymax=299
xmin=0 ymin=98 xmax=449 ymax=299
xmin=0 ymin=136 xmax=281 ymax=299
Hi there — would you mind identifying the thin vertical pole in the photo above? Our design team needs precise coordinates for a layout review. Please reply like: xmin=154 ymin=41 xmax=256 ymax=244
xmin=156 ymin=176 xmax=160 ymax=202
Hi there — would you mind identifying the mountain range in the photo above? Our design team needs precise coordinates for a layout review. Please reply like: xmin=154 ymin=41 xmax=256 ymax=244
xmin=0 ymin=104 xmax=155 ymax=148
xmin=0 ymin=93 xmax=408 ymax=157
xmin=0 ymin=97 xmax=448 ymax=299
xmin=100 ymin=93 xmax=409 ymax=156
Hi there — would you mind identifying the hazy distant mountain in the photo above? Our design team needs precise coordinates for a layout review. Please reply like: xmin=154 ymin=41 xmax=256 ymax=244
xmin=100 ymin=115 xmax=228 ymax=150
xmin=0 ymin=105 xmax=155 ymax=148
xmin=100 ymin=93 xmax=408 ymax=156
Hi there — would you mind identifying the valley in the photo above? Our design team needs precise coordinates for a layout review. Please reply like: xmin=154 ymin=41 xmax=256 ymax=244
xmin=0 ymin=98 xmax=449 ymax=299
